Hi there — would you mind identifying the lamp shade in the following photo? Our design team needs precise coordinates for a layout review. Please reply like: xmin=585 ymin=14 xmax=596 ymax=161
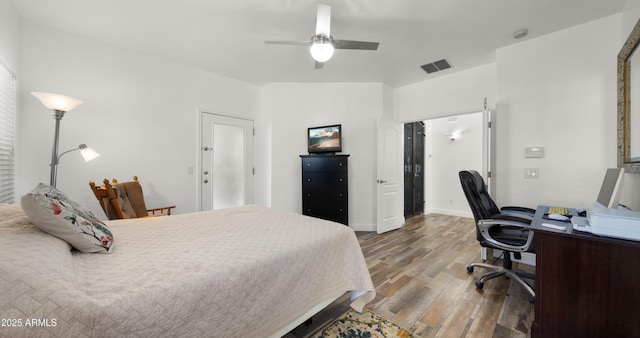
xmin=78 ymin=144 xmax=100 ymax=162
xmin=310 ymin=41 xmax=334 ymax=62
xmin=32 ymin=92 xmax=83 ymax=112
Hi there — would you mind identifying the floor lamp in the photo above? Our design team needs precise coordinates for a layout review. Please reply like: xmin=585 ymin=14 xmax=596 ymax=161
xmin=32 ymin=92 xmax=100 ymax=188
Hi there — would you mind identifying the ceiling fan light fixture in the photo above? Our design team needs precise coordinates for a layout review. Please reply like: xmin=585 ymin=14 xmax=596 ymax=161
xmin=310 ymin=36 xmax=334 ymax=62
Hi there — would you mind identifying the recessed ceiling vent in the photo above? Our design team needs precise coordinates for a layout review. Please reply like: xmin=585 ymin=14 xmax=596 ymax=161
xmin=421 ymin=59 xmax=452 ymax=74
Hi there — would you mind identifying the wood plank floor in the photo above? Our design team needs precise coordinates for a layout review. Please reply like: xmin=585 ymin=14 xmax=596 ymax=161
xmin=287 ymin=213 xmax=535 ymax=337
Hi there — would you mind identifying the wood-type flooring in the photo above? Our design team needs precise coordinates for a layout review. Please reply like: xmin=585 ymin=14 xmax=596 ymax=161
xmin=287 ymin=213 xmax=535 ymax=337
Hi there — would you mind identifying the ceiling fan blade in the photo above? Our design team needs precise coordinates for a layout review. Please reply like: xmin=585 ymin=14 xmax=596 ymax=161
xmin=315 ymin=61 xmax=324 ymax=69
xmin=333 ymin=40 xmax=379 ymax=50
xmin=315 ymin=4 xmax=331 ymax=37
xmin=265 ymin=40 xmax=311 ymax=46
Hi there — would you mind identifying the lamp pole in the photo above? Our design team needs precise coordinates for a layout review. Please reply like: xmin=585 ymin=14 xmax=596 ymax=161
xmin=32 ymin=92 xmax=95 ymax=188
xmin=49 ymin=110 xmax=66 ymax=188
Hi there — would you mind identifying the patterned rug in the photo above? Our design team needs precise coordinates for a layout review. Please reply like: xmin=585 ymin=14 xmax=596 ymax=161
xmin=314 ymin=309 xmax=416 ymax=338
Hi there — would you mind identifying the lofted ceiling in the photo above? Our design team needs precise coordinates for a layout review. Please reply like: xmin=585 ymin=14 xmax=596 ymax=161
xmin=13 ymin=0 xmax=627 ymax=87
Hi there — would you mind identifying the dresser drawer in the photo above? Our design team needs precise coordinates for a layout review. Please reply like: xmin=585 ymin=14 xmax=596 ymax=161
xmin=302 ymin=189 xmax=347 ymax=201
xmin=301 ymin=156 xmax=348 ymax=173
xmin=303 ymin=204 xmax=348 ymax=224
xmin=302 ymin=174 xmax=347 ymax=191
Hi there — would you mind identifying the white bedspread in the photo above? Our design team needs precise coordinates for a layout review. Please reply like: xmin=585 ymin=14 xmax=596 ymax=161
xmin=0 ymin=204 xmax=375 ymax=337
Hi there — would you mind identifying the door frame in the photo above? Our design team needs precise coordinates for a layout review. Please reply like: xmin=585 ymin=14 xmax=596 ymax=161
xmin=414 ymin=108 xmax=493 ymax=216
xmin=483 ymin=108 xmax=495 ymax=196
xmin=197 ymin=109 xmax=254 ymax=211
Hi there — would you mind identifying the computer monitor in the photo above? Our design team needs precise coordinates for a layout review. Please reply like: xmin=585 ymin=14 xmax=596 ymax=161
xmin=596 ymin=168 xmax=625 ymax=208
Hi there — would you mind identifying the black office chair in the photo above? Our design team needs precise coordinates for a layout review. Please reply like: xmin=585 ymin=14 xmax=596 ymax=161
xmin=459 ymin=170 xmax=536 ymax=301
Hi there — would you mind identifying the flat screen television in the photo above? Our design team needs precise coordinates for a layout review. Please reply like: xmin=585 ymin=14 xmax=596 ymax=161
xmin=308 ymin=124 xmax=342 ymax=154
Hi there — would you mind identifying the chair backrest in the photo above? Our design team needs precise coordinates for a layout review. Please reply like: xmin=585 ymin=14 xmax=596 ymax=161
xmin=89 ymin=176 xmax=149 ymax=220
xmin=459 ymin=170 xmax=501 ymax=239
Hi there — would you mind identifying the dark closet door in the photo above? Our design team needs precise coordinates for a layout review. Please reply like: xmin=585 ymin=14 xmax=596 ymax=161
xmin=404 ymin=122 xmax=425 ymax=218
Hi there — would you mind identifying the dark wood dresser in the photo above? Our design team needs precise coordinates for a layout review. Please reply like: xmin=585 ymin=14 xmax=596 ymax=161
xmin=300 ymin=154 xmax=349 ymax=225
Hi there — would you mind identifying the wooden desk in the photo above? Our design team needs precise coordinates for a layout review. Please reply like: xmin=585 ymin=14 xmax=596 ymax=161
xmin=530 ymin=206 xmax=640 ymax=337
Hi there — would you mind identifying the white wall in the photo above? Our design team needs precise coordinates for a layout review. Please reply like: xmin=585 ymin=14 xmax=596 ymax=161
xmin=11 ymin=5 xmax=640 ymax=224
xmin=262 ymin=83 xmax=384 ymax=230
xmin=623 ymin=0 xmax=640 ymax=36
xmin=0 ymin=0 xmax=20 ymax=73
xmin=495 ymin=14 xmax=621 ymax=209
xmin=397 ymin=14 xmax=637 ymax=212
xmin=14 ymin=19 xmax=386 ymax=230
xmin=17 ymin=21 xmax=262 ymax=217
xmin=425 ymin=112 xmax=483 ymax=217
xmin=395 ymin=63 xmax=496 ymax=122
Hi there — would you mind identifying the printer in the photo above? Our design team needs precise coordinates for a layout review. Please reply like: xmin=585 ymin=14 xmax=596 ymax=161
xmin=573 ymin=203 xmax=640 ymax=242
xmin=571 ymin=168 xmax=640 ymax=241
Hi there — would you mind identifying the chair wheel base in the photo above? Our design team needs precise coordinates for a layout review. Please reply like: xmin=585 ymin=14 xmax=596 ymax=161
xmin=528 ymin=295 xmax=535 ymax=303
xmin=475 ymin=281 xmax=484 ymax=290
xmin=467 ymin=266 xmax=474 ymax=273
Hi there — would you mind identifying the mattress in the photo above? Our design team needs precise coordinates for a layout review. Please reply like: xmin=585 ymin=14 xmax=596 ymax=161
xmin=0 ymin=204 xmax=375 ymax=337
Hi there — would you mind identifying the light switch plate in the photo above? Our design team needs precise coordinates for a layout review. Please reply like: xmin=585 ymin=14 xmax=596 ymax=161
xmin=525 ymin=147 xmax=545 ymax=158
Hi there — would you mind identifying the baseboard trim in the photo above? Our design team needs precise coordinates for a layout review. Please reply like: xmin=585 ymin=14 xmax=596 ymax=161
xmin=349 ymin=223 xmax=376 ymax=232
xmin=425 ymin=208 xmax=473 ymax=218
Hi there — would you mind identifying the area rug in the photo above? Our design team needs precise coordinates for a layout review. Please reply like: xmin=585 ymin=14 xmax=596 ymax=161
xmin=314 ymin=308 xmax=416 ymax=338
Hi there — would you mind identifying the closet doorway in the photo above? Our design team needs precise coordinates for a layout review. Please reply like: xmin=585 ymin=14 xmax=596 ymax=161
xmin=403 ymin=110 xmax=492 ymax=218
xmin=404 ymin=122 xmax=425 ymax=218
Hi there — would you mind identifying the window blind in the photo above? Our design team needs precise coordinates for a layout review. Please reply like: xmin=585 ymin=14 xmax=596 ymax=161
xmin=0 ymin=62 xmax=16 ymax=203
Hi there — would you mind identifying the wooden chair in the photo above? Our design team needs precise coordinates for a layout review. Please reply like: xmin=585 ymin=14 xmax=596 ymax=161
xmin=89 ymin=176 xmax=176 ymax=220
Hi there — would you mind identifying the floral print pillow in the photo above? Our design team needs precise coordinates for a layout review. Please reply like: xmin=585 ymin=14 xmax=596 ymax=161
xmin=21 ymin=183 xmax=114 ymax=253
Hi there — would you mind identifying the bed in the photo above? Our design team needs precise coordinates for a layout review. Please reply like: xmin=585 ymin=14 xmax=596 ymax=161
xmin=0 ymin=188 xmax=375 ymax=337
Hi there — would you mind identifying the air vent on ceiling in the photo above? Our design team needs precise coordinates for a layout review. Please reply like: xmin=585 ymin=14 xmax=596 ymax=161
xmin=420 ymin=59 xmax=452 ymax=74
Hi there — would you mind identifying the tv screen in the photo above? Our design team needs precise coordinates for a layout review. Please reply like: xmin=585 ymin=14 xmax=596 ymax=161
xmin=308 ymin=124 xmax=342 ymax=153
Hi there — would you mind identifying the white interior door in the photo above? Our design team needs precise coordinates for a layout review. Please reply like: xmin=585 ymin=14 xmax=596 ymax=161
xmin=377 ymin=117 xmax=404 ymax=234
xmin=200 ymin=112 xmax=253 ymax=211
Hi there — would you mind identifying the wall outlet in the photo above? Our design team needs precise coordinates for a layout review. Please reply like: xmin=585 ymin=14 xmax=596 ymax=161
xmin=524 ymin=168 xmax=539 ymax=179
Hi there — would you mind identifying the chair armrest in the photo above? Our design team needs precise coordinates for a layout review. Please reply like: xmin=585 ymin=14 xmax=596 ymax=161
xmin=492 ymin=213 xmax=533 ymax=223
xmin=147 ymin=205 xmax=176 ymax=216
xmin=477 ymin=218 xmax=534 ymax=252
xmin=501 ymin=206 xmax=536 ymax=215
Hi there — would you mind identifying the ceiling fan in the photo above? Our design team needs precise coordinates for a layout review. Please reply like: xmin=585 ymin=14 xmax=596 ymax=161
xmin=265 ymin=4 xmax=379 ymax=69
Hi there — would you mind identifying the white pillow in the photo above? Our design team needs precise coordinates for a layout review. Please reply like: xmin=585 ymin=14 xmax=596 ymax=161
xmin=21 ymin=183 xmax=115 ymax=253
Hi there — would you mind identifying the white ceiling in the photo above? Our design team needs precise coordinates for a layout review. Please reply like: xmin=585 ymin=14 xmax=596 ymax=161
xmin=13 ymin=0 xmax=627 ymax=87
